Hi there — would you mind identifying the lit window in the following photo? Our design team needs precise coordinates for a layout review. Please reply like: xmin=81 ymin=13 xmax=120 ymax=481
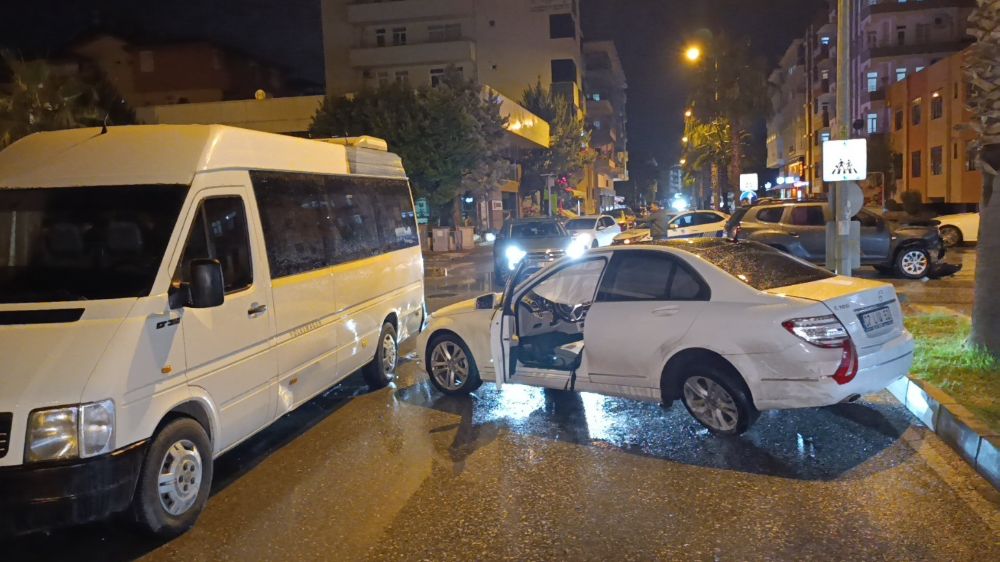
xmin=867 ymin=113 xmax=878 ymax=134
xmin=896 ymin=67 xmax=908 ymax=82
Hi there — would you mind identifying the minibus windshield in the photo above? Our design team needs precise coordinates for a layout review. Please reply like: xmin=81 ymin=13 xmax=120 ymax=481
xmin=0 ymin=185 xmax=187 ymax=303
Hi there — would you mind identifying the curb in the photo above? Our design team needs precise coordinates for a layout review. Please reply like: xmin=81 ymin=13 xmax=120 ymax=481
xmin=887 ymin=376 xmax=1000 ymax=490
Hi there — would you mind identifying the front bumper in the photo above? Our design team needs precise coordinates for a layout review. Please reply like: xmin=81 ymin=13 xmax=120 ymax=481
xmin=0 ymin=440 xmax=147 ymax=537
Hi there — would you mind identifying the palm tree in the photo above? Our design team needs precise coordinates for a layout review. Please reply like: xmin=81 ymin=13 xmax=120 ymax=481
xmin=687 ymin=34 xmax=771 ymax=199
xmin=0 ymin=51 xmax=132 ymax=147
xmin=683 ymin=117 xmax=750 ymax=209
xmin=967 ymin=1 xmax=1000 ymax=354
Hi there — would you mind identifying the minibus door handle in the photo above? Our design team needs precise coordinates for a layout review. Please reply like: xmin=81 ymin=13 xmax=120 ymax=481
xmin=248 ymin=303 xmax=268 ymax=317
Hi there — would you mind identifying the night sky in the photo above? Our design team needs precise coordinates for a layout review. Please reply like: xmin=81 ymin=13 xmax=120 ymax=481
xmin=2 ymin=0 xmax=826 ymax=181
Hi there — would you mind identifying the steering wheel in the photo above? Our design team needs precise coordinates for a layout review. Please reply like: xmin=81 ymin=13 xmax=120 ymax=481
xmin=568 ymin=303 xmax=589 ymax=323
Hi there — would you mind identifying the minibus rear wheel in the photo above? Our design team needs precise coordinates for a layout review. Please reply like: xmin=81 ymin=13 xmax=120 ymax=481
xmin=363 ymin=322 xmax=397 ymax=389
xmin=132 ymin=417 xmax=213 ymax=538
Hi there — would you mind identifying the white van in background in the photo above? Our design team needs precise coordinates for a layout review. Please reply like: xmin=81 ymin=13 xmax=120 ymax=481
xmin=0 ymin=125 xmax=424 ymax=538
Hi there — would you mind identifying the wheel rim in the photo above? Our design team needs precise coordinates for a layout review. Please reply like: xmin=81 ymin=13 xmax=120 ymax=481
xmin=158 ymin=439 xmax=203 ymax=516
xmin=683 ymin=376 xmax=740 ymax=432
xmin=430 ymin=340 xmax=470 ymax=391
xmin=941 ymin=228 xmax=960 ymax=247
xmin=901 ymin=250 xmax=928 ymax=276
xmin=382 ymin=333 xmax=397 ymax=373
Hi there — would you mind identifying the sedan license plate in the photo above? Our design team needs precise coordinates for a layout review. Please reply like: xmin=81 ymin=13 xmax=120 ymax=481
xmin=859 ymin=306 xmax=893 ymax=333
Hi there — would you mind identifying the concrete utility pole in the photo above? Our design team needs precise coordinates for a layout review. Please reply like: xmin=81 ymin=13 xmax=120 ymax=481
xmin=830 ymin=0 xmax=854 ymax=275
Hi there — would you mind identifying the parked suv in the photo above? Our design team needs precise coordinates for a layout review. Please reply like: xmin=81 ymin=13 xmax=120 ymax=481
xmin=726 ymin=202 xmax=945 ymax=279
xmin=493 ymin=218 xmax=573 ymax=285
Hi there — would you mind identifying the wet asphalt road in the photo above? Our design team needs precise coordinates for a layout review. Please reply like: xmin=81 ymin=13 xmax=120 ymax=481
xmin=4 ymin=246 xmax=999 ymax=561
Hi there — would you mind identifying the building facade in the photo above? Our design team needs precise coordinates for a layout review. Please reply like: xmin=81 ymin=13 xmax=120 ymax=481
xmin=322 ymin=0 xmax=584 ymax=107
xmin=767 ymin=0 xmax=974 ymax=199
xmin=583 ymin=40 xmax=628 ymax=212
xmin=886 ymin=49 xmax=981 ymax=205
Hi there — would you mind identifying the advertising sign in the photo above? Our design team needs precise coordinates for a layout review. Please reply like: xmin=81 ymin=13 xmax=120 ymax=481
xmin=823 ymin=139 xmax=868 ymax=182
xmin=739 ymin=173 xmax=759 ymax=192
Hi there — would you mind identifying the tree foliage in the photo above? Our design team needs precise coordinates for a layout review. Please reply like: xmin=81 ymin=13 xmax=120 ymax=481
xmin=0 ymin=51 xmax=134 ymax=147
xmin=519 ymin=80 xmax=593 ymax=185
xmin=310 ymin=70 xmax=507 ymax=215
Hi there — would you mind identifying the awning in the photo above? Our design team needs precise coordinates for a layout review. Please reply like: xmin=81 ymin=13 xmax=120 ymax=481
xmin=566 ymin=189 xmax=586 ymax=199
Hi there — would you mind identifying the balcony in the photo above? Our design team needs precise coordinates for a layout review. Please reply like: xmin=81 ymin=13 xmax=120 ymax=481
xmin=349 ymin=40 xmax=475 ymax=68
xmin=552 ymin=81 xmax=582 ymax=111
xmin=347 ymin=0 xmax=472 ymax=24
xmin=862 ymin=40 xmax=972 ymax=61
xmin=863 ymin=89 xmax=886 ymax=104
xmin=861 ymin=0 xmax=974 ymax=19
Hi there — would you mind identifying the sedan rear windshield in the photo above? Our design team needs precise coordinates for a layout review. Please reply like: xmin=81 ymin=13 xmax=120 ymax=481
xmin=565 ymin=219 xmax=597 ymax=230
xmin=511 ymin=221 xmax=565 ymax=238
xmin=0 ymin=185 xmax=188 ymax=303
xmin=685 ymin=241 xmax=835 ymax=290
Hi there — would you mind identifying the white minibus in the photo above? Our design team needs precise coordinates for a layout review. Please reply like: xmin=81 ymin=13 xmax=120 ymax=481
xmin=0 ymin=125 xmax=424 ymax=537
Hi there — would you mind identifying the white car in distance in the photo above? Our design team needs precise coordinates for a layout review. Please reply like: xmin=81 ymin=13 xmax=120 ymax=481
xmin=417 ymin=239 xmax=914 ymax=435
xmin=613 ymin=210 xmax=730 ymax=245
xmin=935 ymin=212 xmax=979 ymax=247
xmin=565 ymin=215 xmax=622 ymax=248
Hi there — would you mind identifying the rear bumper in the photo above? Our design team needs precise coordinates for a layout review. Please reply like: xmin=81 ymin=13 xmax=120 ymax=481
xmin=742 ymin=332 xmax=915 ymax=410
xmin=0 ymin=440 xmax=146 ymax=537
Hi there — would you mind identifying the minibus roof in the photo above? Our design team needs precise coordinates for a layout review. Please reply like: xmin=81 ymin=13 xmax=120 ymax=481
xmin=0 ymin=125 xmax=405 ymax=188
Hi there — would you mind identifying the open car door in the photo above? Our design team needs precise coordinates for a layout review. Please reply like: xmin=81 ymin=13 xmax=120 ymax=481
xmin=491 ymin=257 xmax=609 ymax=390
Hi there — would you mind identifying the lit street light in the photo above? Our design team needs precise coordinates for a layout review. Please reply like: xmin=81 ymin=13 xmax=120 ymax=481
xmin=682 ymin=136 xmax=688 ymax=143
xmin=679 ymin=158 xmax=687 ymax=165
xmin=684 ymin=109 xmax=692 ymax=118
xmin=684 ymin=45 xmax=702 ymax=63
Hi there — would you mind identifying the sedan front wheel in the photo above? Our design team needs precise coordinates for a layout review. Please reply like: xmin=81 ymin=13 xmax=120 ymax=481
xmin=426 ymin=334 xmax=483 ymax=395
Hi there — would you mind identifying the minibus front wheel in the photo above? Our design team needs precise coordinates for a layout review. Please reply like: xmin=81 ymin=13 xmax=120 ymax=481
xmin=363 ymin=321 xmax=398 ymax=389
xmin=132 ymin=417 xmax=213 ymax=538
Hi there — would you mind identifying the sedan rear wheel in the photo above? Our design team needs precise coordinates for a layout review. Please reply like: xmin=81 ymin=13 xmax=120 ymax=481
xmin=679 ymin=365 xmax=757 ymax=435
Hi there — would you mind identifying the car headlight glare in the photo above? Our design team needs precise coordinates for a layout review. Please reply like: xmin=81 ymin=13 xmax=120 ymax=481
xmin=574 ymin=233 xmax=593 ymax=246
xmin=25 ymin=399 xmax=115 ymax=463
xmin=505 ymin=246 xmax=527 ymax=265
xmin=566 ymin=239 xmax=587 ymax=259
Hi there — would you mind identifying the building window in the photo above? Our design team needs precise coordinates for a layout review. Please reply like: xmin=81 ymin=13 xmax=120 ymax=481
xmin=896 ymin=26 xmax=906 ymax=46
xmin=867 ymin=30 xmax=877 ymax=49
xmin=916 ymin=23 xmax=930 ymax=44
xmin=551 ymin=59 xmax=577 ymax=83
xmin=954 ymin=82 xmax=959 ymax=99
xmin=430 ymin=68 xmax=445 ymax=87
xmin=139 ymin=50 xmax=155 ymax=73
xmin=896 ymin=67 xmax=907 ymax=82
xmin=867 ymin=113 xmax=878 ymax=134
xmin=375 ymin=28 xmax=386 ymax=47
xmin=895 ymin=109 xmax=904 ymax=131
xmin=428 ymin=23 xmax=461 ymax=42
xmin=931 ymin=146 xmax=943 ymax=175
xmin=915 ymin=65 xmax=925 ymax=73
xmin=820 ymin=36 xmax=830 ymax=46
xmin=953 ymin=142 xmax=959 ymax=160
xmin=394 ymin=70 xmax=409 ymax=84
xmin=911 ymin=150 xmax=922 ymax=178
xmin=931 ymin=91 xmax=943 ymax=119
xmin=867 ymin=72 xmax=878 ymax=93
xmin=820 ymin=132 xmax=831 ymax=143
xmin=392 ymin=27 xmax=407 ymax=46
xmin=549 ymin=13 xmax=576 ymax=39
xmin=911 ymin=98 xmax=922 ymax=126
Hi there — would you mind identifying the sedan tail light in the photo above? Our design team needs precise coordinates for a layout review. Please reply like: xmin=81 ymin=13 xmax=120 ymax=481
xmin=832 ymin=339 xmax=859 ymax=385
xmin=782 ymin=315 xmax=850 ymax=348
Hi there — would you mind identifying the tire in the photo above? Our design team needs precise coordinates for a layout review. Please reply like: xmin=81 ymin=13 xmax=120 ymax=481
xmin=425 ymin=333 xmax=483 ymax=395
xmin=362 ymin=322 xmax=398 ymax=389
xmin=895 ymin=247 xmax=930 ymax=279
xmin=132 ymin=418 xmax=213 ymax=538
xmin=940 ymin=226 xmax=963 ymax=248
xmin=678 ymin=364 xmax=758 ymax=436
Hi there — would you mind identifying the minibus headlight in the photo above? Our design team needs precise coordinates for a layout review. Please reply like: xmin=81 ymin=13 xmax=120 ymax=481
xmin=25 ymin=399 xmax=115 ymax=463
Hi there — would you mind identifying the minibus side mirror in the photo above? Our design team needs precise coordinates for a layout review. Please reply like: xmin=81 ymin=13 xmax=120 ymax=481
xmin=189 ymin=259 xmax=225 ymax=309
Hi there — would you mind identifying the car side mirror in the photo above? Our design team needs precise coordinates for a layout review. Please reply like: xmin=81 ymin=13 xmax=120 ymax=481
xmin=669 ymin=223 xmax=679 ymax=230
xmin=189 ymin=259 xmax=225 ymax=309
xmin=476 ymin=293 xmax=497 ymax=310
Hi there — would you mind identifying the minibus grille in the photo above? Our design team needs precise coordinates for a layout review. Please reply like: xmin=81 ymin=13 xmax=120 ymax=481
xmin=0 ymin=413 xmax=11 ymax=458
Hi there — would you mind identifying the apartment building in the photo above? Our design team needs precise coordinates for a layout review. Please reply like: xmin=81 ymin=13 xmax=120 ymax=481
xmin=321 ymin=0 xmax=584 ymax=107
xmin=583 ymin=40 xmax=628 ymax=212
xmin=767 ymin=0 xmax=973 ymax=197
xmin=886 ymin=49 xmax=980 ymax=205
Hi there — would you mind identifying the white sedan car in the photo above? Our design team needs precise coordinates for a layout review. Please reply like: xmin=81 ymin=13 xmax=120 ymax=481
xmin=564 ymin=215 xmax=622 ymax=248
xmin=613 ymin=210 xmax=730 ymax=245
xmin=935 ymin=212 xmax=979 ymax=247
xmin=417 ymin=239 xmax=914 ymax=435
